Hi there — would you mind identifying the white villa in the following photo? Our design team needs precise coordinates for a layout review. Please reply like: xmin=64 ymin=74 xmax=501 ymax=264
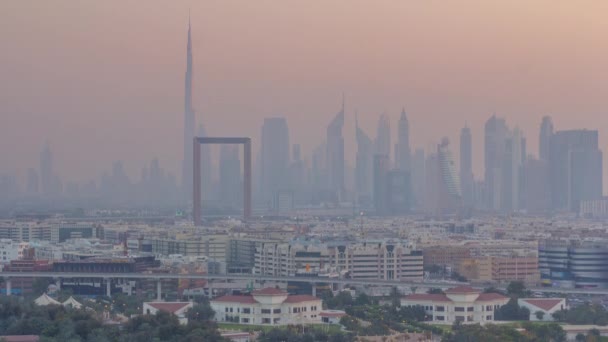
xmin=210 ymin=287 xmax=322 ymax=325
xmin=143 ymin=302 xmax=194 ymax=325
xmin=401 ymin=286 xmax=509 ymax=325
xmin=518 ymin=298 xmax=567 ymax=321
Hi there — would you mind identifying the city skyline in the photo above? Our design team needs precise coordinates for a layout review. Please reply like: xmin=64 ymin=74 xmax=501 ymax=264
xmin=2 ymin=1 xmax=608 ymax=188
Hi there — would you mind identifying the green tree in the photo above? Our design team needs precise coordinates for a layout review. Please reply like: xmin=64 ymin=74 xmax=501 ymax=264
xmin=424 ymin=264 xmax=443 ymax=274
xmin=32 ymin=278 xmax=54 ymax=296
xmin=506 ymin=281 xmax=527 ymax=298
xmin=427 ymin=288 xmax=445 ymax=294
xmin=483 ymin=287 xmax=503 ymax=294
xmin=535 ymin=310 xmax=545 ymax=321
xmin=495 ymin=298 xmax=530 ymax=321
xmin=186 ymin=303 xmax=215 ymax=322
xmin=389 ymin=287 xmax=401 ymax=308
xmin=354 ymin=293 xmax=371 ymax=306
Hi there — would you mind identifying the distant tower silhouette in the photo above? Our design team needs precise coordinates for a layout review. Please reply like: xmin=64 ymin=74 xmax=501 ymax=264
xmin=326 ymin=97 xmax=345 ymax=201
xmin=182 ymin=14 xmax=196 ymax=203
xmin=396 ymin=108 xmax=411 ymax=171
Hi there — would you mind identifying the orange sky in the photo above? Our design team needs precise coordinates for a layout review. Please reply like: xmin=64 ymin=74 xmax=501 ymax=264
xmin=1 ymin=0 xmax=607 ymax=187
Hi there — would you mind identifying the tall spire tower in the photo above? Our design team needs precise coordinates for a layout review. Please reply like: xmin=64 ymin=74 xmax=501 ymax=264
xmin=397 ymin=108 xmax=411 ymax=171
xmin=182 ymin=13 xmax=196 ymax=202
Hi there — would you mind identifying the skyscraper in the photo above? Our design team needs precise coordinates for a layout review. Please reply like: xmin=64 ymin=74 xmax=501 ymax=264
xmin=40 ymin=142 xmax=53 ymax=197
xmin=523 ymin=157 xmax=551 ymax=213
xmin=550 ymin=130 xmax=602 ymax=211
xmin=326 ymin=100 xmax=345 ymax=201
xmin=505 ymin=127 xmax=526 ymax=211
xmin=289 ymin=144 xmax=306 ymax=203
xmin=197 ymin=124 xmax=213 ymax=202
xmin=459 ymin=124 xmax=474 ymax=207
xmin=484 ymin=115 xmax=509 ymax=211
xmin=26 ymin=168 xmax=39 ymax=195
xmin=396 ymin=109 xmax=411 ymax=171
xmin=182 ymin=16 xmax=196 ymax=203
xmin=425 ymin=139 xmax=461 ymax=215
xmin=411 ymin=148 xmax=426 ymax=208
xmin=373 ymin=154 xmax=390 ymax=215
xmin=375 ymin=114 xmax=391 ymax=162
xmin=261 ymin=117 xmax=290 ymax=205
xmin=539 ymin=116 xmax=553 ymax=161
xmin=436 ymin=138 xmax=461 ymax=215
xmin=219 ymin=145 xmax=241 ymax=209
xmin=355 ymin=114 xmax=373 ymax=205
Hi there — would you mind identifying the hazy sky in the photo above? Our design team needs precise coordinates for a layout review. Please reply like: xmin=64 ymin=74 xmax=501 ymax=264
xmin=1 ymin=0 xmax=607 ymax=187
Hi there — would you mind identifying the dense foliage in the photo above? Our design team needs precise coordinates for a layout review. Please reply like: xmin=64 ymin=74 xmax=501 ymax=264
xmin=257 ymin=326 xmax=354 ymax=342
xmin=324 ymin=290 xmax=443 ymax=337
xmin=0 ymin=296 xmax=225 ymax=342
xmin=552 ymin=302 xmax=608 ymax=326
xmin=494 ymin=298 xmax=531 ymax=321
xmin=443 ymin=321 xmax=566 ymax=342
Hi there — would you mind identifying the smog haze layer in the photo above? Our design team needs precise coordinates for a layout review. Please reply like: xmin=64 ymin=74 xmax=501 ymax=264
xmin=1 ymin=0 xmax=607 ymax=185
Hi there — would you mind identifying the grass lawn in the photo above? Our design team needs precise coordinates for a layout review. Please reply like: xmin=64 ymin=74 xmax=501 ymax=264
xmin=218 ymin=322 xmax=343 ymax=334
xmin=428 ymin=324 xmax=452 ymax=333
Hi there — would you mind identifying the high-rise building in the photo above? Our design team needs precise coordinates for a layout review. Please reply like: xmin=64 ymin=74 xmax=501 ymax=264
xmin=375 ymin=114 xmax=391 ymax=163
xmin=311 ymin=142 xmax=327 ymax=198
xmin=40 ymin=142 xmax=54 ymax=197
xmin=261 ymin=118 xmax=290 ymax=205
xmin=326 ymin=101 xmax=345 ymax=201
xmin=549 ymin=130 xmax=603 ymax=211
xmin=355 ymin=115 xmax=373 ymax=205
xmin=502 ymin=127 xmax=526 ymax=212
xmin=387 ymin=170 xmax=411 ymax=214
xmin=411 ymin=148 xmax=426 ymax=209
xmin=182 ymin=17 xmax=196 ymax=203
xmin=373 ymin=154 xmax=390 ymax=215
xmin=459 ymin=125 xmax=474 ymax=207
xmin=396 ymin=109 xmax=411 ymax=171
xmin=523 ymin=157 xmax=551 ymax=213
xmin=484 ymin=115 xmax=509 ymax=211
xmin=197 ymin=124 xmax=213 ymax=202
xmin=427 ymin=138 xmax=461 ymax=215
xmin=26 ymin=168 xmax=39 ymax=195
xmin=219 ymin=145 xmax=241 ymax=209
xmin=438 ymin=138 xmax=461 ymax=200
xmin=288 ymin=144 xmax=306 ymax=204
xmin=539 ymin=116 xmax=553 ymax=161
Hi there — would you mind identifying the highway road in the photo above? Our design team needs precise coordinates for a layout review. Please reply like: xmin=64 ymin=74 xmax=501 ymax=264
xmin=2 ymin=272 xmax=608 ymax=295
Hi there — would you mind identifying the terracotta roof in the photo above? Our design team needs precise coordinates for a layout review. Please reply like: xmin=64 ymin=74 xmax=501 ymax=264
xmin=444 ymin=286 xmax=480 ymax=294
xmin=403 ymin=294 xmax=451 ymax=302
xmin=212 ymin=295 xmax=258 ymax=304
xmin=283 ymin=295 xmax=321 ymax=303
xmin=520 ymin=299 xmax=564 ymax=311
xmin=252 ymin=287 xmax=287 ymax=296
xmin=476 ymin=293 xmax=508 ymax=301
xmin=147 ymin=302 xmax=192 ymax=313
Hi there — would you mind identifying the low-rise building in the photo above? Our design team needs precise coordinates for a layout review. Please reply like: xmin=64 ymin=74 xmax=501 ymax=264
xmin=320 ymin=310 xmax=347 ymax=324
xmin=255 ymin=240 xmax=423 ymax=281
xmin=143 ymin=302 xmax=194 ymax=325
xmin=210 ymin=287 xmax=322 ymax=325
xmin=400 ymin=286 xmax=509 ymax=325
xmin=457 ymin=256 xmax=540 ymax=284
xmin=0 ymin=239 xmax=20 ymax=263
xmin=422 ymin=246 xmax=471 ymax=270
xmin=517 ymin=298 xmax=567 ymax=321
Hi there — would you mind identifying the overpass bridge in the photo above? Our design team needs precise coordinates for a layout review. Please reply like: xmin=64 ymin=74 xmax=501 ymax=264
xmin=2 ymin=272 xmax=607 ymax=298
